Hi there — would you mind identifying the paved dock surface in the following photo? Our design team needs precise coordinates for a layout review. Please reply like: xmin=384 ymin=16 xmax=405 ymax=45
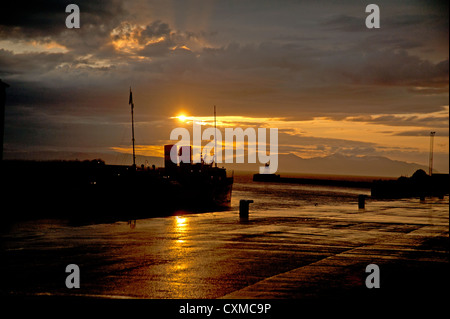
xmin=1 ymin=196 xmax=448 ymax=304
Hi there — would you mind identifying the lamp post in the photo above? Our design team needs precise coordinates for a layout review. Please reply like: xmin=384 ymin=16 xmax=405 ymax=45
xmin=0 ymin=79 xmax=10 ymax=161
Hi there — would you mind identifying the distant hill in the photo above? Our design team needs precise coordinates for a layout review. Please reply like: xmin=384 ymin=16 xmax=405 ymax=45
xmin=277 ymin=153 xmax=430 ymax=177
xmin=222 ymin=153 xmax=430 ymax=177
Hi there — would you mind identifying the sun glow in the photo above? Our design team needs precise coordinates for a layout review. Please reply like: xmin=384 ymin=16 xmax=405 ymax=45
xmin=177 ymin=114 xmax=188 ymax=122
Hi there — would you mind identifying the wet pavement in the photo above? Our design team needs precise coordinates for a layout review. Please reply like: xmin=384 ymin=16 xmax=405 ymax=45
xmin=1 ymin=196 xmax=448 ymax=301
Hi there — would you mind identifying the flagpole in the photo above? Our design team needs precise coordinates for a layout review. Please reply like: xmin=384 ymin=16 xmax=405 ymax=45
xmin=214 ymin=105 xmax=217 ymax=168
xmin=130 ymin=87 xmax=136 ymax=169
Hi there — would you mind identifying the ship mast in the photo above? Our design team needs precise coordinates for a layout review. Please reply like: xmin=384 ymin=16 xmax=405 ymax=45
xmin=214 ymin=105 xmax=217 ymax=168
xmin=129 ymin=87 xmax=136 ymax=169
xmin=429 ymin=131 xmax=435 ymax=176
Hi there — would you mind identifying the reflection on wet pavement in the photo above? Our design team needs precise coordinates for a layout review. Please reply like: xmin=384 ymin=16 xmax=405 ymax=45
xmin=1 ymin=196 xmax=448 ymax=299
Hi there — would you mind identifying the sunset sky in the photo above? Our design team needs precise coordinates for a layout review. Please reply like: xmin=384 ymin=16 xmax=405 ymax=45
xmin=0 ymin=0 xmax=448 ymax=174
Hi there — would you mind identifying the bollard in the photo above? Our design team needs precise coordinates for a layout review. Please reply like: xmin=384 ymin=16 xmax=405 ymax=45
xmin=239 ymin=199 xmax=254 ymax=218
xmin=358 ymin=195 xmax=366 ymax=209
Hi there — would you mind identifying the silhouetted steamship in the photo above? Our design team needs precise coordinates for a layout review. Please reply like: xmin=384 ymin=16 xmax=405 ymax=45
xmin=2 ymin=152 xmax=233 ymax=219
xmin=1 ymin=89 xmax=233 ymax=219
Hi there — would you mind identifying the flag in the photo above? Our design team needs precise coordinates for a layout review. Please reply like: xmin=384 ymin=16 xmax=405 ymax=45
xmin=129 ymin=87 xmax=134 ymax=109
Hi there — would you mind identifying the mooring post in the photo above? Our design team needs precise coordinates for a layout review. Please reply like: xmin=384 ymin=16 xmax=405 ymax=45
xmin=358 ymin=195 xmax=366 ymax=209
xmin=239 ymin=199 xmax=254 ymax=218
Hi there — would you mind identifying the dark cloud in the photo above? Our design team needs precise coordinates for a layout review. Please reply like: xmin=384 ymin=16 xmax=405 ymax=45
xmin=394 ymin=129 xmax=449 ymax=137
xmin=0 ymin=0 xmax=65 ymax=33
xmin=310 ymin=48 xmax=448 ymax=88
xmin=0 ymin=49 xmax=71 ymax=77
xmin=346 ymin=112 xmax=449 ymax=128
xmin=140 ymin=21 xmax=171 ymax=42
xmin=0 ymin=0 xmax=126 ymax=37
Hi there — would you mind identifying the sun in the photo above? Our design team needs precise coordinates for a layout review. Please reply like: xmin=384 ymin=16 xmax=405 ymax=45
xmin=177 ymin=114 xmax=188 ymax=122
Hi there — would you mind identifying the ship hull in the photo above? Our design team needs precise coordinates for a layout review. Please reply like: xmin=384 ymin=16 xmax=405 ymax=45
xmin=1 ymin=160 xmax=233 ymax=221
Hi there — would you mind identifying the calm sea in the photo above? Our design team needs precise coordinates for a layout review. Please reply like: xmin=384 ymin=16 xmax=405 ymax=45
xmin=231 ymin=172 xmax=371 ymax=212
